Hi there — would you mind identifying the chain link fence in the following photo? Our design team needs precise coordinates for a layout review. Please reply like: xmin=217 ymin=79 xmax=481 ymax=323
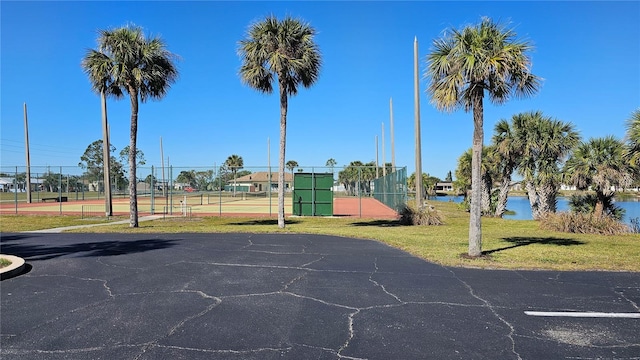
xmin=0 ymin=165 xmax=407 ymax=218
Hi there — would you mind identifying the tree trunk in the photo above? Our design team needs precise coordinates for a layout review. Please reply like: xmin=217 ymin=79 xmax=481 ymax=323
xmin=278 ymin=80 xmax=288 ymax=229
xmin=100 ymin=90 xmax=112 ymax=217
xmin=494 ymin=175 xmax=512 ymax=218
xmin=525 ymin=180 xmax=541 ymax=220
xmin=128 ymin=88 xmax=139 ymax=228
xmin=538 ymin=181 xmax=558 ymax=216
xmin=468 ymin=91 xmax=483 ymax=257
xmin=594 ymin=191 xmax=606 ymax=218
xmin=481 ymin=173 xmax=492 ymax=215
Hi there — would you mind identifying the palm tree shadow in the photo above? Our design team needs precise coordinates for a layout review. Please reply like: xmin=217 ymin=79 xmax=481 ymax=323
xmin=1 ymin=238 xmax=180 ymax=261
xmin=351 ymin=220 xmax=402 ymax=227
xmin=228 ymin=219 xmax=302 ymax=226
xmin=483 ymin=236 xmax=585 ymax=255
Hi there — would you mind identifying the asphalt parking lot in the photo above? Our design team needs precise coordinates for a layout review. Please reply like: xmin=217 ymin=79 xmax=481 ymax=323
xmin=1 ymin=232 xmax=639 ymax=359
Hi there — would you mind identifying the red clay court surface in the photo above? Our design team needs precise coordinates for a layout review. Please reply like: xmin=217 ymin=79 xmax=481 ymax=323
xmin=0 ymin=197 xmax=399 ymax=219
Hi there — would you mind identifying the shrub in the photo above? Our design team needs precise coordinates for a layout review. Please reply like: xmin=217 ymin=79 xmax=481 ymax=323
xmin=398 ymin=202 xmax=444 ymax=226
xmin=539 ymin=212 xmax=630 ymax=235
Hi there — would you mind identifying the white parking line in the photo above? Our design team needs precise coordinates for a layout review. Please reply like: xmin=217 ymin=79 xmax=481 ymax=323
xmin=525 ymin=311 xmax=640 ymax=318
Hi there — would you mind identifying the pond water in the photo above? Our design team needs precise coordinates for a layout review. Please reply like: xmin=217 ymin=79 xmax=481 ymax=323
xmin=432 ymin=195 xmax=640 ymax=225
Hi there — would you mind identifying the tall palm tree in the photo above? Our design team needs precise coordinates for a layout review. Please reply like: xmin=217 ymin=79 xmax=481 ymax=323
xmin=85 ymin=25 xmax=178 ymax=227
xmin=238 ymin=16 xmax=322 ymax=228
xmin=82 ymin=46 xmax=123 ymax=217
xmin=564 ymin=136 xmax=632 ymax=218
xmin=225 ymin=154 xmax=244 ymax=197
xmin=426 ymin=17 xmax=540 ymax=256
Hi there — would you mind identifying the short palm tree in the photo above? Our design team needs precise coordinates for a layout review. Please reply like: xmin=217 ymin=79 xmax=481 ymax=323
xmin=491 ymin=119 xmax=520 ymax=218
xmin=625 ymin=109 xmax=640 ymax=177
xmin=225 ymin=154 xmax=244 ymax=197
xmin=426 ymin=17 xmax=540 ymax=256
xmin=286 ymin=160 xmax=298 ymax=185
xmin=325 ymin=158 xmax=337 ymax=176
xmin=513 ymin=111 xmax=579 ymax=219
xmin=239 ymin=16 xmax=321 ymax=229
xmin=564 ymin=136 xmax=632 ymax=218
xmin=84 ymin=25 xmax=178 ymax=227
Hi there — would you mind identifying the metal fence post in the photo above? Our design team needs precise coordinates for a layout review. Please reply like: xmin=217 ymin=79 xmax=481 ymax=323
xmin=59 ymin=167 xmax=62 ymax=215
xmin=151 ymin=165 xmax=155 ymax=215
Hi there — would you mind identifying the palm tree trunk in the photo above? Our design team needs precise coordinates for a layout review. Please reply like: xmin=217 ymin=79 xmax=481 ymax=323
xmin=278 ymin=80 xmax=288 ymax=229
xmin=538 ymin=181 xmax=558 ymax=216
xmin=469 ymin=91 xmax=483 ymax=257
xmin=594 ymin=191 xmax=606 ymax=218
xmin=481 ymin=173 xmax=492 ymax=215
xmin=494 ymin=175 xmax=512 ymax=218
xmin=128 ymin=88 xmax=139 ymax=228
xmin=525 ymin=180 xmax=541 ymax=220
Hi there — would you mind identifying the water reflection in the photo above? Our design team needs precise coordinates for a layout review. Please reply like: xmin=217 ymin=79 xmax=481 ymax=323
xmin=432 ymin=195 xmax=640 ymax=225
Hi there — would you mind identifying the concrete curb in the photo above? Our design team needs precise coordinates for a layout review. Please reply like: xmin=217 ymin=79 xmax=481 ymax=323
xmin=0 ymin=254 xmax=26 ymax=280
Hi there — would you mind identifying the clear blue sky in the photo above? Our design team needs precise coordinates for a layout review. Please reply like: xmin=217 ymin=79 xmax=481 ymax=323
xmin=1 ymin=1 xmax=639 ymax=179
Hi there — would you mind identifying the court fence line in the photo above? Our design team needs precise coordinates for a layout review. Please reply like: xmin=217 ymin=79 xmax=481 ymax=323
xmin=1 ymin=165 xmax=408 ymax=219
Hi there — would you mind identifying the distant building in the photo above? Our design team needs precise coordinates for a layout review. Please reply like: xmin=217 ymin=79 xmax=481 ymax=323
xmin=435 ymin=181 xmax=453 ymax=192
xmin=227 ymin=171 xmax=293 ymax=192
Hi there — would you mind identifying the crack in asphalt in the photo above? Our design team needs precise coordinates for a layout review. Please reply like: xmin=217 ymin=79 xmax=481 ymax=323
xmin=448 ymin=269 xmax=523 ymax=360
xmin=368 ymin=257 xmax=403 ymax=304
xmin=615 ymin=287 xmax=640 ymax=311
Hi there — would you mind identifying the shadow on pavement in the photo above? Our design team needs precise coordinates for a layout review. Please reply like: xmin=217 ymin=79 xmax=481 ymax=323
xmin=1 ymin=238 xmax=180 ymax=261
xmin=483 ymin=236 xmax=585 ymax=255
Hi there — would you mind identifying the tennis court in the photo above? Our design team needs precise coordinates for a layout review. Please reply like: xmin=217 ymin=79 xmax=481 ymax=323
xmin=0 ymin=194 xmax=399 ymax=219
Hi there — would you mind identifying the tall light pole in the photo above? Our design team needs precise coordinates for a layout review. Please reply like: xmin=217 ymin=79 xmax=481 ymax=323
xmin=375 ymin=135 xmax=379 ymax=178
xmin=414 ymin=37 xmax=423 ymax=207
xmin=23 ymin=103 xmax=32 ymax=203
xmin=382 ymin=122 xmax=386 ymax=177
xmin=390 ymin=97 xmax=395 ymax=172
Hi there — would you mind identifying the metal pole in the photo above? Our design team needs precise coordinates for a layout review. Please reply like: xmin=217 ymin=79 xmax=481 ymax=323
xmin=169 ymin=163 xmax=173 ymax=215
xmin=150 ymin=165 xmax=155 ymax=215
xmin=358 ymin=167 xmax=362 ymax=218
xmin=14 ymin=167 xmax=18 ymax=214
xmin=382 ymin=122 xmax=386 ymax=177
xmin=390 ymin=97 xmax=396 ymax=172
xmin=268 ymin=137 xmax=272 ymax=217
xmin=59 ymin=167 xmax=62 ymax=215
xmin=160 ymin=137 xmax=166 ymax=197
xmin=24 ymin=103 xmax=32 ymax=203
xmin=414 ymin=36 xmax=423 ymax=208
xmin=375 ymin=135 xmax=379 ymax=179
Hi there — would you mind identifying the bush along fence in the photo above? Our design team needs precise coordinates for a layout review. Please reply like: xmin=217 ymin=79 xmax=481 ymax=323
xmin=0 ymin=165 xmax=407 ymax=219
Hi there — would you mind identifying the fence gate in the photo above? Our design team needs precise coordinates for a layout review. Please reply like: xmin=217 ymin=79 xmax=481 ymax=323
xmin=292 ymin=172 xmax=333 ymax=216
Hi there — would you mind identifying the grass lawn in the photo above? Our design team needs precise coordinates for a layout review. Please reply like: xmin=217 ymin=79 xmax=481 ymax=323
xmin=1 ymin=200 xmax=638 ymax=272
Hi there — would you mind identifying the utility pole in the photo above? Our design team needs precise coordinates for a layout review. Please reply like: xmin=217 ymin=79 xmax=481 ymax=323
xmin=23 ymin=103 xmax=32 ymax=203
xmin=414 ymin=37 xmax=423 ymax=208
